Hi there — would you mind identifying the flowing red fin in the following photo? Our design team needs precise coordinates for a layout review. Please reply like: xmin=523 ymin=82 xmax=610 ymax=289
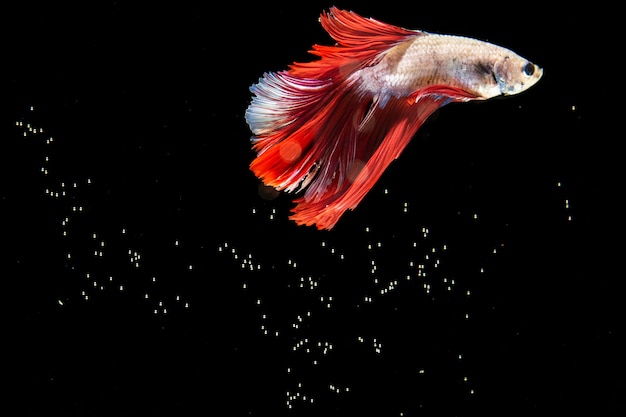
xmin=289 ymin=93 xmax=464 ymax=230
xmin=289 ymin=7 xmax=419 ymax=79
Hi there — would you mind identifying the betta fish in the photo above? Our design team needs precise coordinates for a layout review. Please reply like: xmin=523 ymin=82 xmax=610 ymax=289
xmin=245 ymin=7 xmax=542 ymax=230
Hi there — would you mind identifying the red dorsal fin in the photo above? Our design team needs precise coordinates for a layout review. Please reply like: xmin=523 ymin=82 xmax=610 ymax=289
xmin=320 ymin=7 xmax=420 ymax=47
xmin=288 ymin=7 xmax=420 ymax=80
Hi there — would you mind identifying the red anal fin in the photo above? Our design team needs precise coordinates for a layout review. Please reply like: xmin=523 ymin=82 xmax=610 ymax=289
xmin=289 ymin=93 xmax=458 ymax=230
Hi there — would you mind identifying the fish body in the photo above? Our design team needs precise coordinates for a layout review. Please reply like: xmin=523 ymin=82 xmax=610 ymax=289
xmin=357 ymin=33 xmax=541 ymax=101
xmin=245 ymin=7 xmax=542 ymax=230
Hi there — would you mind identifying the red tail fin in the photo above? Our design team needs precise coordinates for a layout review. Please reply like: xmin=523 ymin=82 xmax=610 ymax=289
xmin=245 ymin=8 xmax=472 ymax=230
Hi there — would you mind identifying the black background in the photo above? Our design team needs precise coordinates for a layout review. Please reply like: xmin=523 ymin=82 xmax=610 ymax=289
xmin=2 ymin=1 xmax=622 ymax=416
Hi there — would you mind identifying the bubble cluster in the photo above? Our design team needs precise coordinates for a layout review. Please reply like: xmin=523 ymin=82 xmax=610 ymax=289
xmin=15 ymin=104 xmax=575 ymax=415
xmin=216 ymin=191 xmax=497 ymax=412
xmin=15 ymin=107 xmax=191 ymax=317
xmin=556 ymin=181 xmax=573 ymax=222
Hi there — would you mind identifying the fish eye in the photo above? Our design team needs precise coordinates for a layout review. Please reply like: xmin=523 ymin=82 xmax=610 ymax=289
xmin=523 ymin=62 xmax=535 ymax=76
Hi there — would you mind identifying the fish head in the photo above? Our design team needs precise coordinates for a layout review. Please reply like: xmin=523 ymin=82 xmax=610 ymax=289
xmin=492 ymin=54 xmax=543 ymax=96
